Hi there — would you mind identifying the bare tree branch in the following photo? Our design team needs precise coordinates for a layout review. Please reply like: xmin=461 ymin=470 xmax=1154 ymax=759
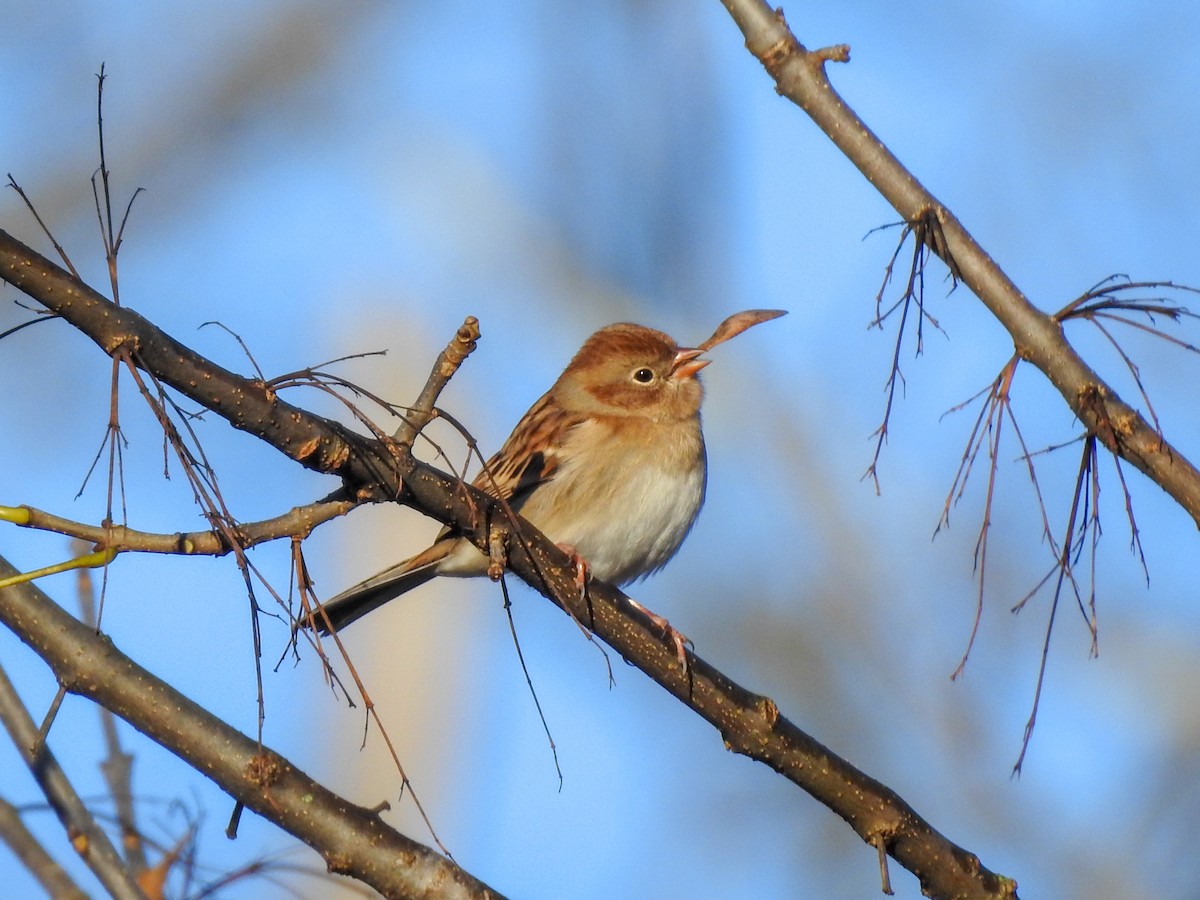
xmin=0 ymin=554 xmax=506 ymax=900
xmin=2 ymin=499 xmax=358 ymax=556
xmin=0 ymin=228 xmax=1016 ymax=898
xmin=718 ymin=0 xmax=1200 ymax=525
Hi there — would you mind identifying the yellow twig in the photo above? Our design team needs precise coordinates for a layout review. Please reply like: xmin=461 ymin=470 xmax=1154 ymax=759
xmin=0 ymin=506 xmax=32 ymax=525
xmin=0 ymin=547 xmax=119 ymax=590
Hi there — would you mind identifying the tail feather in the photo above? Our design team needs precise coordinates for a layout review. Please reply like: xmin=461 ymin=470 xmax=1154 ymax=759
xmin=311 ymin=564 xmax=438 ymax=633
xmin=310 ymin=541 xmax=454 ymax=633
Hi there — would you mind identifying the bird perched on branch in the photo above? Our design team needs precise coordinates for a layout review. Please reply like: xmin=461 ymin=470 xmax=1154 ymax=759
xmin=309 ymin=310 xmax=786 ymax=661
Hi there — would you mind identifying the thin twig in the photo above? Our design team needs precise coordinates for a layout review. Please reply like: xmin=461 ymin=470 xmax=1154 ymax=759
xmin=3 ymin=499 xmax=358 ymax=556
xmin=76 ymin=548 xmax=148 ymax=875
xmin=392 ymin=316 xmax=481 ymax=448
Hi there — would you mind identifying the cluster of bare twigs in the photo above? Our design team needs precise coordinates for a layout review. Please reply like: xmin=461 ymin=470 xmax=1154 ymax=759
xmin=0 ymin=543 xmax=364 ymax=898
xmin=4 ymin=68 xmax=604 ymax=885
xmin=867 ymin=209 xmax=1199 ymax=770
xmin=863 ymin=209 xmax=959 ymax=494
xmin=735 ymin=0 xmax=1200 ymax=779
xmin=0 ymin=187 xmax=1018 ymax=900
xmin=1 ymin=70 xmax=484 ymax=896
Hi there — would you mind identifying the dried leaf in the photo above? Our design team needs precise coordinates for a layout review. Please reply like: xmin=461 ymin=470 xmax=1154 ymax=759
xmin=696 ymin=309 xmax=788 ymax=352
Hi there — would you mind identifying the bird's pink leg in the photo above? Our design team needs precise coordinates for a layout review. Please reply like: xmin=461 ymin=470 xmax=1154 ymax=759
xmin=625 ymin=597 xmax=691 ymax=670
xmin=553 ymin=544 xmax=597 ymax=639
xmin=559 ymin=544 xmax=589 ymax=597
xmin=557 ymin=544 xmax=690 ymax=670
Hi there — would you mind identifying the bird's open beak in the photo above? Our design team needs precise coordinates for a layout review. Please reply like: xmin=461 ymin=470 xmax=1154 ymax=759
xmin=670 ymin=347 xmax=711 ymax=381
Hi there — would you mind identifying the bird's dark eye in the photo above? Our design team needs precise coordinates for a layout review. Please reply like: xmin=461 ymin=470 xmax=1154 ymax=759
xmin=632 ymin=367 xmax=655 ymax=384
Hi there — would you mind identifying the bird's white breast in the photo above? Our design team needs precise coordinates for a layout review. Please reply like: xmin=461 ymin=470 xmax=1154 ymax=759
xmin=517 ymin=416 xmax=707 ymax=585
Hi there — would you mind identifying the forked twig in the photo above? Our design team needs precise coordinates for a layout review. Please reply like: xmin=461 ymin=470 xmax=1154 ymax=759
xmin=1012 ymin=437 xmax=1099 ymax=775
xmin=864 ymin=210 xmax=954 ymax=493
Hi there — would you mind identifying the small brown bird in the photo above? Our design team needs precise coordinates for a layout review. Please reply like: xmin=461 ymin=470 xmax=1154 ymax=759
xmin=312 ymin=311 xmax=785 ymax=650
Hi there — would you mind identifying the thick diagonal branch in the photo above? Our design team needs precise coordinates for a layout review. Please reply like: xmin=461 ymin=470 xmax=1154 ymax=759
xmin=719 ymin=0 xmax=1200 ymax=526
xmin=1 ymin=228 xmax=1014 ymax=898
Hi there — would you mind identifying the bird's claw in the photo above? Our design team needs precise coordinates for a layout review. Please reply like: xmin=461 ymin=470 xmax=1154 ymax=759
xmin=627 ymin=597 xmax=691 ymax=672
xmin=556 ymin=543 xmax=590 ymax=600
xmin=557 ymin=545 xmax=690 ymax=672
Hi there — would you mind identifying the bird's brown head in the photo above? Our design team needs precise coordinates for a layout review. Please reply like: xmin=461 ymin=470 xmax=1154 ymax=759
xmin=553 ymin=323 xmax=708 ymax=421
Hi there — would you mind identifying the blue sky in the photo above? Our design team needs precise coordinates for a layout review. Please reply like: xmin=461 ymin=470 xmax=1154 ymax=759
xmin=3 ymin=3 xmax=1200 ymax=898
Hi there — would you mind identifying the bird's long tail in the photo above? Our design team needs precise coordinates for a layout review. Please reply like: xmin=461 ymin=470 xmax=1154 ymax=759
xmin=307 ymin=545 xmax=449 ymax=633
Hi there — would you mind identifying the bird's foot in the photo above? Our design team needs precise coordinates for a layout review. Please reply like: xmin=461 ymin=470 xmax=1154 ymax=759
xmin=554 ymin=543 xmax=600 ymax=638
xmin=626 ymin=597 xmax=691 ymax=672
xmin=555 ymin=543 xmax=590 ymax=601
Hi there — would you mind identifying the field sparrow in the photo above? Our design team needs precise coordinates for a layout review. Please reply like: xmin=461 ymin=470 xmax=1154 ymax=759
xmin=312 ymin=311 xmax=785 ymax=655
